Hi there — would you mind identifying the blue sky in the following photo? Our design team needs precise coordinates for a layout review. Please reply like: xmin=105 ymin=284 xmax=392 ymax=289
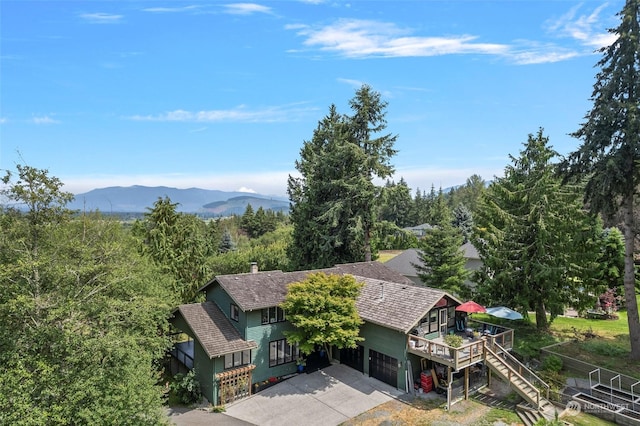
xmin=0 ymin=0 xmax=623 ymax=197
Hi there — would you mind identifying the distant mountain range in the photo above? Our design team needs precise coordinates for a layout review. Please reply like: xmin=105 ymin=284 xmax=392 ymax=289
xmin=68 ymin=186 xmax=289 ymax=216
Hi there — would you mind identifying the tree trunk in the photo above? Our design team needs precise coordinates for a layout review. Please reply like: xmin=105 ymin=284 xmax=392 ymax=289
xmin=622 ymin=195 xmax=640 ymax=360
xmin=363 ymin=226 xmax=372 ymax=262
xmin=535 ymin=298 xmax=548 ymax=330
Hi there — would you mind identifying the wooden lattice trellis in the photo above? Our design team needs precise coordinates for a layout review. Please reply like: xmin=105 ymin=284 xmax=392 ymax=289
xmin=216 ymin=364 xmax=255 ymax=405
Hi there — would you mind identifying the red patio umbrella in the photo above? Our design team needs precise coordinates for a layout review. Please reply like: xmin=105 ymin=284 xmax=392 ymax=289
xmin=455 ymin=300 xmax=486 ymax=313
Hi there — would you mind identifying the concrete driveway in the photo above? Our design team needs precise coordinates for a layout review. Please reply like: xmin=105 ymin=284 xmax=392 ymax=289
xmin=223 ymin=363 xmax=404 ymax=426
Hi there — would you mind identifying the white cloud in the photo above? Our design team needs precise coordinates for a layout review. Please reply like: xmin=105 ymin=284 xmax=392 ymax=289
xmin=289 ymin=19 xmax=509 ymax=58
xmin=142 ymin=5 xmax=202 ymax=13
xmin=32 ymin=116 xmax=60 ymax=125
xmin=546 ymin=3 xmax=618 ymax=49
xmin=78 ymin=12 xmax=123 ymax=24
xmin=237 ymin=186 xmax=257 ymax=193
xmin=390 ymin=165 xmax=504 ymax=192
xmin=337 ymin=77 xmax=365 ymax=88
xmin=222 ymin=3 xmax=273 ymax=15
xmin=128 ymin=104 xmax=317 ymax=123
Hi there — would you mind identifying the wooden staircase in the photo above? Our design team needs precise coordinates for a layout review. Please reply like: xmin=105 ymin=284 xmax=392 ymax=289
xmin=483 ymin=345 xmax=556 ymax=424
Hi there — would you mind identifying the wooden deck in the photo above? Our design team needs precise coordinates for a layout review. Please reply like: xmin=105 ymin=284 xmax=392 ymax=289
xmin=406 ymin=324 xmax=514 ymax=371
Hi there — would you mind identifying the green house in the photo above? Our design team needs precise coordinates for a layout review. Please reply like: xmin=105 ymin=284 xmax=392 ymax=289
xmin=170 ymin=261 xmax=463 ymax=406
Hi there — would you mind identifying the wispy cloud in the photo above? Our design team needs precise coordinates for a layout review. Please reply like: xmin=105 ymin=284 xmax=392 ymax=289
xmin=142 ymin=5 xmax=202 ymax=13
xmin=222 ymin=3 xmax=273 ymax=15
xmin=337 ymin=78 xmax=365 ymax=88
xmin=288 ymin=19 xmax=508 ymax=58
xmin=78 ymin=12 xmax=123 ymax=24
xmin=546 ymin=3 xmax=617 ymax=49
xmin=128 ymin=104 xmax=316 ymax=123
xmin=32 ymin=116 xmax=60 ymax=125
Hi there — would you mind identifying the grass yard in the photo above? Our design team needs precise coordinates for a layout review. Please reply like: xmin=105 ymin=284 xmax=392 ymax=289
xmin=377 ymin=250 xmax=403 ymax=263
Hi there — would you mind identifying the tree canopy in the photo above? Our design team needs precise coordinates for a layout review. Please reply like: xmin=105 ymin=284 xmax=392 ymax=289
xmin=280 ymin=273 xmax=364 ymax=359
xmin=0 ymin=165 xmax=173 ymax=424
xmin=473 ymin=130 xmax=602 ymax=329
xmin=287 ymin=85 xmax=397 ymax=269
xmin=559 ymin=0 xmax=640 ymax=359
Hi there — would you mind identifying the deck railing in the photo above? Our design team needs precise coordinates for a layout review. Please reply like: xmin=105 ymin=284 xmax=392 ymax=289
xmin=407 ymin=334 xmax=485 ymax=370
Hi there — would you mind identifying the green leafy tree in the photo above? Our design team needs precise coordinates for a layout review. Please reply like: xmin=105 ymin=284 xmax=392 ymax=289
xmin=559 ymin=0 xmax=640 ymax=358
xmin=288 ymin=86 xmax=398 ymax=269
xmin=281 ymin=273 xmax=364 ymax=359
xmin=0 ymin=166 xmax=172 ymax=425
xmin=474 ymin=130 xmax=601 ymax=329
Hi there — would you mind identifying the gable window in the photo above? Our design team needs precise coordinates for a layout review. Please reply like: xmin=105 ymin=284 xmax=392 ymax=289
xmin=224 ymin=349 xmax=251 ymax=369
xmin=261 ymin=307 xmax=285 ymax=324
xmin=230 ymin=304 xmax=239 ymax=322
xmin=268 ymin=339 xmax=299 ymax=367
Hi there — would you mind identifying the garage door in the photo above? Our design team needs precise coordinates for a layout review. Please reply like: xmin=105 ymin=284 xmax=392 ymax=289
xmin=368 ymin=349 xmax=397 ymax=388
xmin=340 ymin=345 xmax=364 ymax=373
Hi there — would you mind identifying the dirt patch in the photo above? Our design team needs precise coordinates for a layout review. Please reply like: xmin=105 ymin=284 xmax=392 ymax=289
xmin=341 ymin=397 xmax=520 ymax=426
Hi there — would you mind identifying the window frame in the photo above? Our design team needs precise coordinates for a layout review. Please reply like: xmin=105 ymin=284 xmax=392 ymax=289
xmin=224 ymin=349 xmax=252 ymax=370
xmin=261 ymin=307 xmax=286 ymax=325
xmin=230 ymin=303 xmax=239 ymax=322
xmin=268 ymin=338 xmax=298 ymax=367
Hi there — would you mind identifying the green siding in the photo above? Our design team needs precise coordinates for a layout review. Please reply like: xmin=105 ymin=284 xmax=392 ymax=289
xmin=208 ymin=284 xmax=246 ymax=336
xmin=359 ymin=321 xmax=408 ymax=391
xmin=245 ymin=310 xmax=298 ymax=383
xmin=170 ymin=312 xmax=216 ymax=403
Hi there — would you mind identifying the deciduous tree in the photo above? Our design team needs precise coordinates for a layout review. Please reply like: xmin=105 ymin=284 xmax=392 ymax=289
xmin=281 ymin=273 xmax=363 ymax=359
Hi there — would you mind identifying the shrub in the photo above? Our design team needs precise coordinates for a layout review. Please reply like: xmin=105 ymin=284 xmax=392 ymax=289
xmin=541 ymin=354 xmax=563 ymax=373
xmin=170 ymin=369 xmax=202 ymax=405
xmin=444 ymin=334 xmax=464 ymax=348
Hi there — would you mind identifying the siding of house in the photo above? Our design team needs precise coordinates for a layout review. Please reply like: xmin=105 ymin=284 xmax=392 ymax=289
xmin=246 ymin=310 xmax=297 ymax=383
xmin=171 ymin=314 xmax=217 ymax=403
xmin=359 ymin=321 xmax=408 ymax=391
xmin=208 ymin=284 xmax=247 ymax=335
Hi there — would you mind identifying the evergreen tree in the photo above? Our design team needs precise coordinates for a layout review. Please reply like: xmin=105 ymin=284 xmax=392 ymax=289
xmin=379 ymin=178 xmax=413 ymax=227
xmin=559 ymin=0 xmax=640 ymax=358
xmin=219 ymin=229 xmax=236 ymax=253
xmin=413 ymin=192 xmax=468 ymax=296
xmin=474 ymin=130 xmax=601 ymax=329
xmin=452 ymin=204 xmax=473 ymax=244
xmin=288 ymin=86 xmax=397 ymax=269
xmin=240 ymin=204 xmax=256 ymax=236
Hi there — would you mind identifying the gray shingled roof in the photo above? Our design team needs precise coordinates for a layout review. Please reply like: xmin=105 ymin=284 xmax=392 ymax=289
xmin=384 ymin=244 xmax=480 ymax=278
xmin=356 ymin=277 xmax=454 ymax=333
xmin=213 ymin=261 xmax=415 ymax=312
xmin=177 ymin=302 xmax=256 ymax=358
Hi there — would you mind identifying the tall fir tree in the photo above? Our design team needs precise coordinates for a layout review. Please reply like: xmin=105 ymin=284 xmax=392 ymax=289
xmin=288 ymin=86 xmax=397 ymax=269
xmin=559 ymin=0 xmax=640 ymax=359
xmin=474 ymin=130 xmax=601 ymax=329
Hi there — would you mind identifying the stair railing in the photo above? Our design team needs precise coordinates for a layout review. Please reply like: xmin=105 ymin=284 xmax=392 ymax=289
xmin=484 ymin=344 xmax=541 ymax=409
xmin=492 ymin=342 xmax=550 ymax=401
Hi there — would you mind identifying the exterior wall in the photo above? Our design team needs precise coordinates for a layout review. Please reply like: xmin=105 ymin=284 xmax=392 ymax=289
xmin=359 ymin=321 xmax=408 ymax=391
xmin=245 ymin=309 xmax=297 ymax=384
xmin=207 ymin=285 xmax=247 ymax=336
xmin=171 ymin=313 xmax=216 ymax=403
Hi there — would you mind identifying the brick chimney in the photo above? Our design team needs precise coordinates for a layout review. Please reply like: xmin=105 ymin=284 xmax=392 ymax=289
xmin=250 ymin=262 xmax=258 ymax=274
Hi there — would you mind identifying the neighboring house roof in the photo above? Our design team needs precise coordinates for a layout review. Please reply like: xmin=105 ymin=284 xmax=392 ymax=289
xmin=384 ymin=243 xmax=480 ymax=278
xmin=176 ymin=302 xmax=257 ymax=358
xmin=403 ymin=223 xmax=433 ymax=232
xmin=384 ymin=248 xmax=422 ymax=278
xmin=460 ymin=241 xmax=479 ymax=260
xmin=356 ymin=277 xmax=459 ymax=334
xmin=209 ymin=261 xmax=415 ymax=312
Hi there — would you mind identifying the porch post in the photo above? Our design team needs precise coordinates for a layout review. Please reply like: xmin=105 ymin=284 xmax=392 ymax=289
xmin=464 ymin=366 xmax=469 ymax=400
xmin=447 ymin=366 xmax=452 ymax=411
